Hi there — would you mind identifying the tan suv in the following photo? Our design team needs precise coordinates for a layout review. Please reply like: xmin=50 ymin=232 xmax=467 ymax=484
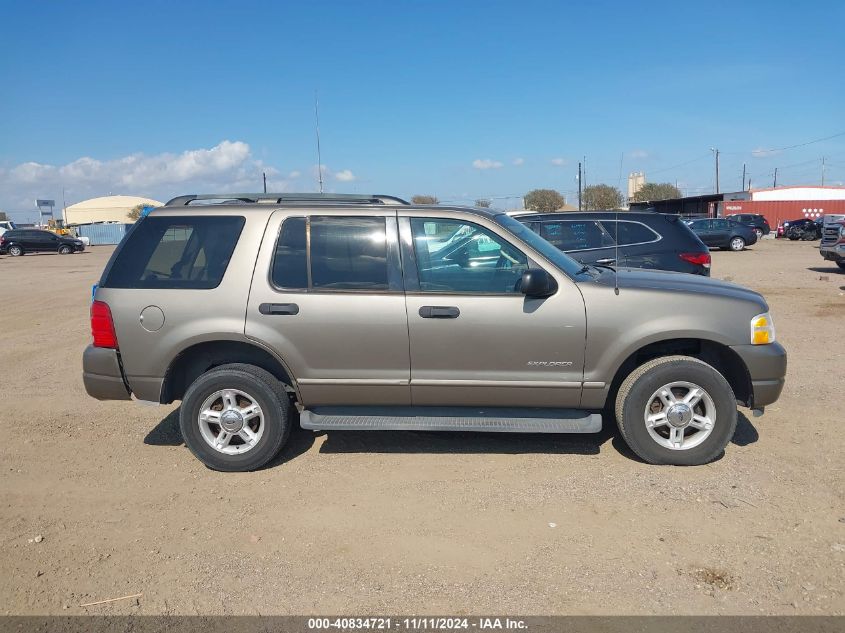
xmin=83 ymin=193 xmax=786 ymax=471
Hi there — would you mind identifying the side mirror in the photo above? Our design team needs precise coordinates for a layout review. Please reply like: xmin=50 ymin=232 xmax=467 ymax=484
xmin=520 ymin=269 xmax=557 ymax=297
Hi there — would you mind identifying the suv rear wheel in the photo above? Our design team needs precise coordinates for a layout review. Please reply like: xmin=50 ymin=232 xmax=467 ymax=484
xmin=615 ymin=355 xmax=737 ymax=465
xmin=180 ymin=363 xmax=291 ymax=472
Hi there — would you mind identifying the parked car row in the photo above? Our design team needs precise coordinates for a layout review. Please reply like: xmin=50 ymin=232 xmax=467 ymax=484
xmin=0 ymin=229 xmax=86 ymax=256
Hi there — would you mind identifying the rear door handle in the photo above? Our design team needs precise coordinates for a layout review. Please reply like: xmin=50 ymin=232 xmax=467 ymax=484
xmin=259 ymin=303 xmax=299 ymax=316
xmin=595 ymin=258 xmax=616 ymax=265
xmin=419 ymin=305 xmax=460 ymax=319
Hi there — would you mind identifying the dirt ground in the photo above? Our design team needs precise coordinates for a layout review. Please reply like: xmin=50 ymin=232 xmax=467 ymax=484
xmin=0 ymin=238 xmax=842 ymax=616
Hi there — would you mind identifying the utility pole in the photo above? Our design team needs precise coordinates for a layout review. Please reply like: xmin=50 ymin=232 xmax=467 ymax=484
xmin=710 ymin=148 xmax=720 ymax=194
xmin=263 ymin=172 xmax=267 ymax=193
xmin=577 ymin=162 xmax=582 ymax=211
xmin=741 ymin=163 xmax=746 ymax=191
xmin=773 ymin=168 xmax=778 ymax=188
xmin=822 ymin=157 xmax=826 ymax=186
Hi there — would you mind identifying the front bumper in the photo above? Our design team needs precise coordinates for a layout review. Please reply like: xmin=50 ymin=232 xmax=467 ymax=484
xmin=730 ymin=342 xmax=787 ymax=408
xmin=820 ymin=244 xmax=844 ymax=262
xmin=82 ymin=345 xmax=131 ymax=400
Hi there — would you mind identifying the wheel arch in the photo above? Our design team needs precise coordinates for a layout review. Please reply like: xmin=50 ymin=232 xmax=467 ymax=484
xmin=159 ymin=340 xmax=300 ymax=404
xmin=606 ymin=338 xmax=752 ymax=410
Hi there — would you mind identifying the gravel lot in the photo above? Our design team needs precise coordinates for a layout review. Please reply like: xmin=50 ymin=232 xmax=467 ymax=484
xmin=0 ymin=239 xmax=842 ymax=616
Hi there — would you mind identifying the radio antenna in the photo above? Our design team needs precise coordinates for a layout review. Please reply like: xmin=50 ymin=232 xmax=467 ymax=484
xmin=614 ymin=153 xmax=621 ymax=295
xmin=314 ymin=91 xmax=324 ymax=193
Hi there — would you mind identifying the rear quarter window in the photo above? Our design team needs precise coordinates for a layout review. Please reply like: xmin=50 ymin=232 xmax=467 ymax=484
xmin=101 ymin=215 xmax=245 ymax=289
xmin=599 ymin=221 xmax=659 ymax=245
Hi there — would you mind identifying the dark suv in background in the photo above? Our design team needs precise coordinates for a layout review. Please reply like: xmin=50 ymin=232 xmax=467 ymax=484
xmin=685 ymin=218 xmax=757 ymax=251
xmin=516 ymin=211 xmax=711 ymax=275
xmin=725 ymin=213 xmax=770 ymax=238
xmin=0 ymin=229 xmax=85 ymax=256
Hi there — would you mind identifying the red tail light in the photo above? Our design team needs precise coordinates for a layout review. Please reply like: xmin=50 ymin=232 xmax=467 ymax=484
xmin=679 ymin=252 xmax=711 ymax=268
xmin=90 ymin=300 xmax=118 ymax=348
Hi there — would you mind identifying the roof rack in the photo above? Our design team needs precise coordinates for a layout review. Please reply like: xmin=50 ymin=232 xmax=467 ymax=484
xmin=164 ymin=193 xmax=409 ymax=207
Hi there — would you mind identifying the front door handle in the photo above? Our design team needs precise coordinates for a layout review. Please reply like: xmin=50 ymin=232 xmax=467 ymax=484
xmin=595 ymin=258 xmax=616 ymax=265
xmin=259 ymin=303 xmax=299 ymax=316
xmin=419 ymin=305 xmax=460 ymax=319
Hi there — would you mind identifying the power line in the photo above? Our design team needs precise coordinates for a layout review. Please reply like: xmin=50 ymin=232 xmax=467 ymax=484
xmin=646 ymin=153 xmax=712 ymax=176
xmin=731 ymin=130 xmax=845 ymax=157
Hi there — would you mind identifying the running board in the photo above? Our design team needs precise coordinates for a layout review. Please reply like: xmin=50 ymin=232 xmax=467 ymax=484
xmin=299 ymin=406 xmax=602 ymax=433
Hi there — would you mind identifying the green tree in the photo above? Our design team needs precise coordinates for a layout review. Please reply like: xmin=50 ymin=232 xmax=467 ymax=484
xmin=411 ymin=195 xmax=439 ymax=205
xmin=583 ymin=184 xmax=623 ymax=210
xmin=523 ymin=189 xmax=566 ymax=212
xmin=474 ymin=198 xmax=491 ymax=208
xmin=127 ymin=203 xmax=151 ymax=221
xmin=632 ymin=182 xmax=682 ymax=203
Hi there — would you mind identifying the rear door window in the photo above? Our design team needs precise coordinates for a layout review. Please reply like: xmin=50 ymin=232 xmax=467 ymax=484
xmin=102 ymin=215 xmax=245 ymax=289
xmin=540 ymin=220 xmax=613 ymax=251
xmin=309 ymin=216 xmax=389 ymax=290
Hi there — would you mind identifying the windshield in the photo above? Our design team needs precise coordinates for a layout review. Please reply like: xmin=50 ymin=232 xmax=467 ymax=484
xmin=493 ymin=214 xmax=588 ymax=277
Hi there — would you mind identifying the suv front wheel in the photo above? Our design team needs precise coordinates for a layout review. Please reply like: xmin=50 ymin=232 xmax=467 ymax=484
xmin=615 ymin=355 xmax=737 ymax=465
xmin=180 ymin=364 xmax=292 ymax=472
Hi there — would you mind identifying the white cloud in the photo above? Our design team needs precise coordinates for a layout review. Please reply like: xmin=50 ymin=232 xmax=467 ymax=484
xmin=472 ymin=159 xmax=504 ymax=170
xmin=311 ymin=165 xmax=357 ymax=184
xmin=629 ymin=149 xmax=649 ymax=159
xmin=752 ymin=147 xmax=781 ymax=158
xmin=512 ymin=157 xmax=525 ymax=166
xmin=550 ymin=158 xmax=567 ymax=166
xmin=0 ymin=140 xmax=305 ymax=213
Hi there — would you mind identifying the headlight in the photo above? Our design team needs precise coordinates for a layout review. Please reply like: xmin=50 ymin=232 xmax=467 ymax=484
xmin=751 ymin=312 xmax=775 ymax=345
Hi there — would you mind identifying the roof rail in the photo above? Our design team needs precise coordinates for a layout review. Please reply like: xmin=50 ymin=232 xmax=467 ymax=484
xmin=164 ymin=193 xmax=409 ymax=207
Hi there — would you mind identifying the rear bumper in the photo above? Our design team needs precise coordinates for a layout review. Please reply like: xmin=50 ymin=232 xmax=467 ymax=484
xmin=82 ymin=345 xmax=131 ymax=400
xmin=730 ymin=342 xmax=787 ymax=408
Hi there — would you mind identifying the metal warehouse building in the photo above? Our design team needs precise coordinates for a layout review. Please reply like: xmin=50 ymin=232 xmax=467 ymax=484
xmin=631 ymin=186 xmax=845 ymax=227
xmin=64 ymin=195 xmax=163 ymax=225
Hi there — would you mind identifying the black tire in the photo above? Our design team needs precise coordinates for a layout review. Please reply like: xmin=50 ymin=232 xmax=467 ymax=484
xmin=179 ymin=363 xmax=292 ymax=472
xmin=754 ymin=228 xmax=763 ymax=239
xmin=58 ymin=245 xmax=72 ymax=254
xmin=615 ymin=355 xmax=737 ymax=466
xmin=729 ymin=236 xmax=745 ymax=251
xmin=838 ymin=262 xmax=845 ymax=271
xmin=8 ymin=245 xmax=23 ymax=257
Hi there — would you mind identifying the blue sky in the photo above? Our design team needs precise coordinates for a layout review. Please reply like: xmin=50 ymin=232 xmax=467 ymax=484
xmin=1 ymin=0 xmax=844 ymax=220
